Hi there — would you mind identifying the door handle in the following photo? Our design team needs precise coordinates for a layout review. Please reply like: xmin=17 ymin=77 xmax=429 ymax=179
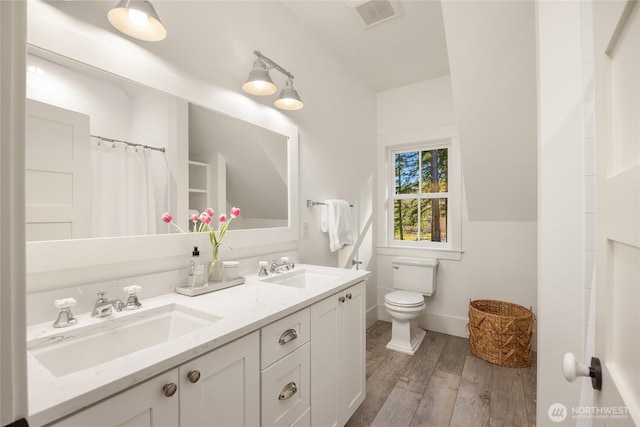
xmin=562 ymin=353 xmax=602 ymax=390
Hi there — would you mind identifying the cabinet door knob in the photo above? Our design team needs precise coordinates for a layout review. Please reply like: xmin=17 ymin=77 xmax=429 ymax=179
xmin=163 ymin=383 xmax=177 ymax=397
xmin=278 ymin=328 xmax=298 ymax=345
xmin=346 ymin=293 xmax=352 ymax=300
xmin=339 ymin=296 xmax=346 ymax=303
xmin=278 ymin=382 xmax=298 ymax=400
xmin=187 ymin=370 xmax=201 ymax=383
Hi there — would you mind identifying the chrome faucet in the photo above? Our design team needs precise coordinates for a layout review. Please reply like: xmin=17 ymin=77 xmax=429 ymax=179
xmin=91 ymin=292 xmax=124 ymax=318
xmin=270 ymin=257 xmax=295 ymax=274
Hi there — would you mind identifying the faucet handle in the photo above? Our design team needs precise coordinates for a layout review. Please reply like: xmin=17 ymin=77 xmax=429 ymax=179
xmin=54 ymin=297 xmax=77 ymax=310
xmin=123 ymin=285 xmax=142 ymax=310
xmin=123 ymin=285 xmax=142 ymax=295
xmin=53 ymin=298 xmax=78 ymax=328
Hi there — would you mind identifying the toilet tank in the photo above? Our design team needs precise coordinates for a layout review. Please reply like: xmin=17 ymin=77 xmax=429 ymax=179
xmin=392 ymin=257 xmax=439 ymax=296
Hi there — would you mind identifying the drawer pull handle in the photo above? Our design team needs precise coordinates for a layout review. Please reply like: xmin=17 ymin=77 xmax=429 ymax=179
xmin=339 ymin=296 xmax=346 ymax=303
xmin=187 ymin=370 xmax=201 ymax=383
xmin=163 ymin=383 xmax=177 ymax=397
xmin=278 ymin=329 xmax=298 ymax=345
xmin=278 ymin=382 xmax=298 ymax=400
xmin=346 ymin=293 xmax=352 ymax=300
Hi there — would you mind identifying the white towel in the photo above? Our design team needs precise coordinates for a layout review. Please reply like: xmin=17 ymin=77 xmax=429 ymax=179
xmin=321 ymin=199 xmax=354 ymax=252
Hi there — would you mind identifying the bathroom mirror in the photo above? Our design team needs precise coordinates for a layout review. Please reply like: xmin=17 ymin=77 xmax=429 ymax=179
xmin=25 ymin=48 xmax=289 ymax=241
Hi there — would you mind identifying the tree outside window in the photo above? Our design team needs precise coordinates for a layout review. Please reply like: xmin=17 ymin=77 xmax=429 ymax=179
xmin=393 ymin=147 xmax=448 ymax=244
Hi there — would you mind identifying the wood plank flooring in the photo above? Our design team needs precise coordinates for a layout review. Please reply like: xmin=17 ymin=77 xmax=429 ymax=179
xmin=346 ymin=321 xmax=537 ymax=427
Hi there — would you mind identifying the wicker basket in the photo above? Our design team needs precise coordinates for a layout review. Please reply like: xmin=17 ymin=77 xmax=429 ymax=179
xmin=468 ymin=299 xmax=533 ymax=368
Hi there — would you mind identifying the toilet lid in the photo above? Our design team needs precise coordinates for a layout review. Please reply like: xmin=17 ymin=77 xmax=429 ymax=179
xmin=385 ymin=291 xmax=424 ymax=307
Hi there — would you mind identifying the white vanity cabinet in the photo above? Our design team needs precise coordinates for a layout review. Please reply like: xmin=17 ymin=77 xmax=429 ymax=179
xmin=310 ymin=281 xmax=366 ymax=427
xmin=46 ymin=331 xmax=259 ymax=427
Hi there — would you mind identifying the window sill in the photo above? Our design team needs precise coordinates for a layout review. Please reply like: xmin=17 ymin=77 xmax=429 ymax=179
xmin=377 ymin=245 xmax=464 ymax=261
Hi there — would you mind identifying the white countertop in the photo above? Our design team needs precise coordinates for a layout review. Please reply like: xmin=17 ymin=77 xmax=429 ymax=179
xmin=27 ymin=264 xmax=370 ymax=427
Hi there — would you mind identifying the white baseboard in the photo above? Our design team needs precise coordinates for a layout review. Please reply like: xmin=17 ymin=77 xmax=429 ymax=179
xmin=366 ymin=305 xmax=378 ymax=329
xmin=374 ymin=304 xmax=538 ymax=352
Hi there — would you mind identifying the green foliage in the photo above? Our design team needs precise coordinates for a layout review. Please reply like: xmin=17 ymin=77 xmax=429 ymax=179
xmin=393 ymin=148 xmax=448 ymax=243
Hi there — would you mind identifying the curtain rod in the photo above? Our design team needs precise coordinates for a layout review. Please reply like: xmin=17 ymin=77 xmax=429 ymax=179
xmin=90 ymin=135 xmax=166 ymax=153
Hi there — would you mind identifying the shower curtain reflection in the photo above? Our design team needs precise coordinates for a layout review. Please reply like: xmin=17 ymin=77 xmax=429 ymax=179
xmin=90 ymin=138 xmax=168 ymax=237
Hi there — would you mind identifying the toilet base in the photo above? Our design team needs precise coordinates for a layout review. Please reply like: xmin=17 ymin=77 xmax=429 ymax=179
xmin=386 ymin=320 xmax=426 ymax=356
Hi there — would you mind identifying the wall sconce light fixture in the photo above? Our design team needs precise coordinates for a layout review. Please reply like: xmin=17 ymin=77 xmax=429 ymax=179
xmin=242 ymin=51 xmax=304 ymax=111
xmin=108 ymin=0 xmax=167 ymax=42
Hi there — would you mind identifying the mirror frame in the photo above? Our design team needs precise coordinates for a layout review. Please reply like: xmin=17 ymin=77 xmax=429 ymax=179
xmin=26 ymin=1 xmax=299 ymax=292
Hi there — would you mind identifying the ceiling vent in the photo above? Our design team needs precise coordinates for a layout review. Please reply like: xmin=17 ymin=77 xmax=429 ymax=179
xmin=349 ymin=0 xmax=404 ymax=29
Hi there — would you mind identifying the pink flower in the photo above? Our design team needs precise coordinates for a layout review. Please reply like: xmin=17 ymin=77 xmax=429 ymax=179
xmin=199 ymin=212 xmax=211 ymax=224
xmin=162 ymin=212 xmax=173 ymax=223
xmin=190 ymin=213 xmax=199 ymax=223
xmin=230 ymin=207 xmax=241 ymax=218
xmin=218 ymin=214 xmax=227 ymax=223
xmin=205 ymin=207 xmax=214 ymax=217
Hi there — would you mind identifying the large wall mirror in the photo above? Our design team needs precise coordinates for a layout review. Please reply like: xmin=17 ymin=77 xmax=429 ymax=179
xmin=26 ymin=48 xmax=289 ymax=241
xmin=26 ymin=0 xmax=299 ymax=291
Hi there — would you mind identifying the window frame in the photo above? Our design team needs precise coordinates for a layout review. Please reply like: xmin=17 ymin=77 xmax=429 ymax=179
xmin=387 ymin=139 xmax=457 ymax=250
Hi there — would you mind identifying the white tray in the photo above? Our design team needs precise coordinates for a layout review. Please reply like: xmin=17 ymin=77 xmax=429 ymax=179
xmin=175 ymin=277 xmax=245 ymax=297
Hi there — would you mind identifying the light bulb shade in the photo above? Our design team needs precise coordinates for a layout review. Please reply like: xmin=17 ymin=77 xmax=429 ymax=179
xmin=242 ymin=59 xmax=278 ymax=96
xmin=274 ymin=79 xmax=304 ymax=111
xmin=108 ymin=0 xmax=167 ymax=42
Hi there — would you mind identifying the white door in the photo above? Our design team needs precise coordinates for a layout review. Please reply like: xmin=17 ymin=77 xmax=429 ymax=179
xmin=593 ymin=1 xmax=640 ymax=425
xmin=25 ymin=99 xmax=90 ymax=241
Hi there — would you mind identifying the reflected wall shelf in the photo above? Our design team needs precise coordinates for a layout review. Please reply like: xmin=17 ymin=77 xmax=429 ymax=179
xmin=189 ymin=160 xmax=210 ymax=213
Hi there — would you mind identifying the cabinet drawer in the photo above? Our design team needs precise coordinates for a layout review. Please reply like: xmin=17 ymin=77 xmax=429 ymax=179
xmin=261 ymin=343 xmax=310 ymax=427
xmin=261 ymin=307 xmax=310 ymax=368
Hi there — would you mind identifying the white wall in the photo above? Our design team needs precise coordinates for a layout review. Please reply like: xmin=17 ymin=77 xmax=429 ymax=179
xmin=536 ymin=0 xmax=585 ymax=422
xmin=0 ymin=1 xmax=29 ymax=422
xmin=376 ymin=77 xmax=537 ymax=340
xmin=441 ymin=1 xmax=537 ymax=222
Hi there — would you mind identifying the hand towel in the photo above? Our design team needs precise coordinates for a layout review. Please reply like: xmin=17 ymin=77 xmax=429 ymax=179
xmin=320 ymin=199 xmax=354 ymax=252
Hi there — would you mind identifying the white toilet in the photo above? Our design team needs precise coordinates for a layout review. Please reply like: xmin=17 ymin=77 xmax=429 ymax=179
xmin=384 ymin=257 xmax=439 ymax=355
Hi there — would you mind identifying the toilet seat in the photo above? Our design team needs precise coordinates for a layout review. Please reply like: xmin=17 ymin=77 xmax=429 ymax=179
xmin=384 ymin=291 xmax=424 ymax=308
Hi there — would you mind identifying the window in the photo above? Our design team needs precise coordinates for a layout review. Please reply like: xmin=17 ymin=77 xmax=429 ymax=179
xmin=390 ymin=145 xmax=450 ymax=248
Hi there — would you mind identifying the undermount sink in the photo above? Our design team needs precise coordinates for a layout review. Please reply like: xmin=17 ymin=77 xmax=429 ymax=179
xmin=262 ymin=268 xmax=344 ymax=288
xmin=28 ymin=304 xmax=220 ymax=377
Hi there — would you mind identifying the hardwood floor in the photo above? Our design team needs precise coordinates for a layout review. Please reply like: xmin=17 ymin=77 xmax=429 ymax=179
xmin=346 ymin=321 xmax=537 ymax=427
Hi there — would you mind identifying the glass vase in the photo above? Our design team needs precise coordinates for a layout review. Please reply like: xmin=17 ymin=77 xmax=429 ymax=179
xmin=208 ymin=247 xmax=224 ymax=283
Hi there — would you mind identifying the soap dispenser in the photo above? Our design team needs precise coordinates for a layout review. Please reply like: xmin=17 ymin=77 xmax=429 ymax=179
xmin=188 ymin=246 xmax=207 ymax=288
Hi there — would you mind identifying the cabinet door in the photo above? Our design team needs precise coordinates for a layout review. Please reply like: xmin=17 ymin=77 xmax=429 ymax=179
xmin=47 ymin=370 xmax=179 ymax=427
xmin=338 ymin=281 xmax=366 ymax=426
xmin=310 ymin=293 xmax=340 ymax=427
xmin=179 ymin=331 xmax=260 ymax=427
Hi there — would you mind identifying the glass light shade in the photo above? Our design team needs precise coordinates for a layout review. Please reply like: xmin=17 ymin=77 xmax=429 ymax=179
xmin=274 ymin=79 xmax=304 ymax=111
xmin=107 ymin=0 xmax=167 ymax=42
xmin=242 ymin=60 xmax=277 ymax=96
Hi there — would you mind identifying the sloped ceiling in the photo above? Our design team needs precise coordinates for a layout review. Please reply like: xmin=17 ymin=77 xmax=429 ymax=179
xmin=442 ymin=1 xmax=538 ymax=221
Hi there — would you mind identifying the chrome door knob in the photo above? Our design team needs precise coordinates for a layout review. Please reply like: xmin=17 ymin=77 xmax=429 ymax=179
xmin=338 ymin=296 xmax=345 ymax=303
xmin=346 ymin=293 xmax=352 ymax=300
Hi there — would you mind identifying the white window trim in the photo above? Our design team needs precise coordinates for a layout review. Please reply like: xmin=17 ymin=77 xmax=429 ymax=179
xmin=386 ymin=138 xmax=462 ymax=253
